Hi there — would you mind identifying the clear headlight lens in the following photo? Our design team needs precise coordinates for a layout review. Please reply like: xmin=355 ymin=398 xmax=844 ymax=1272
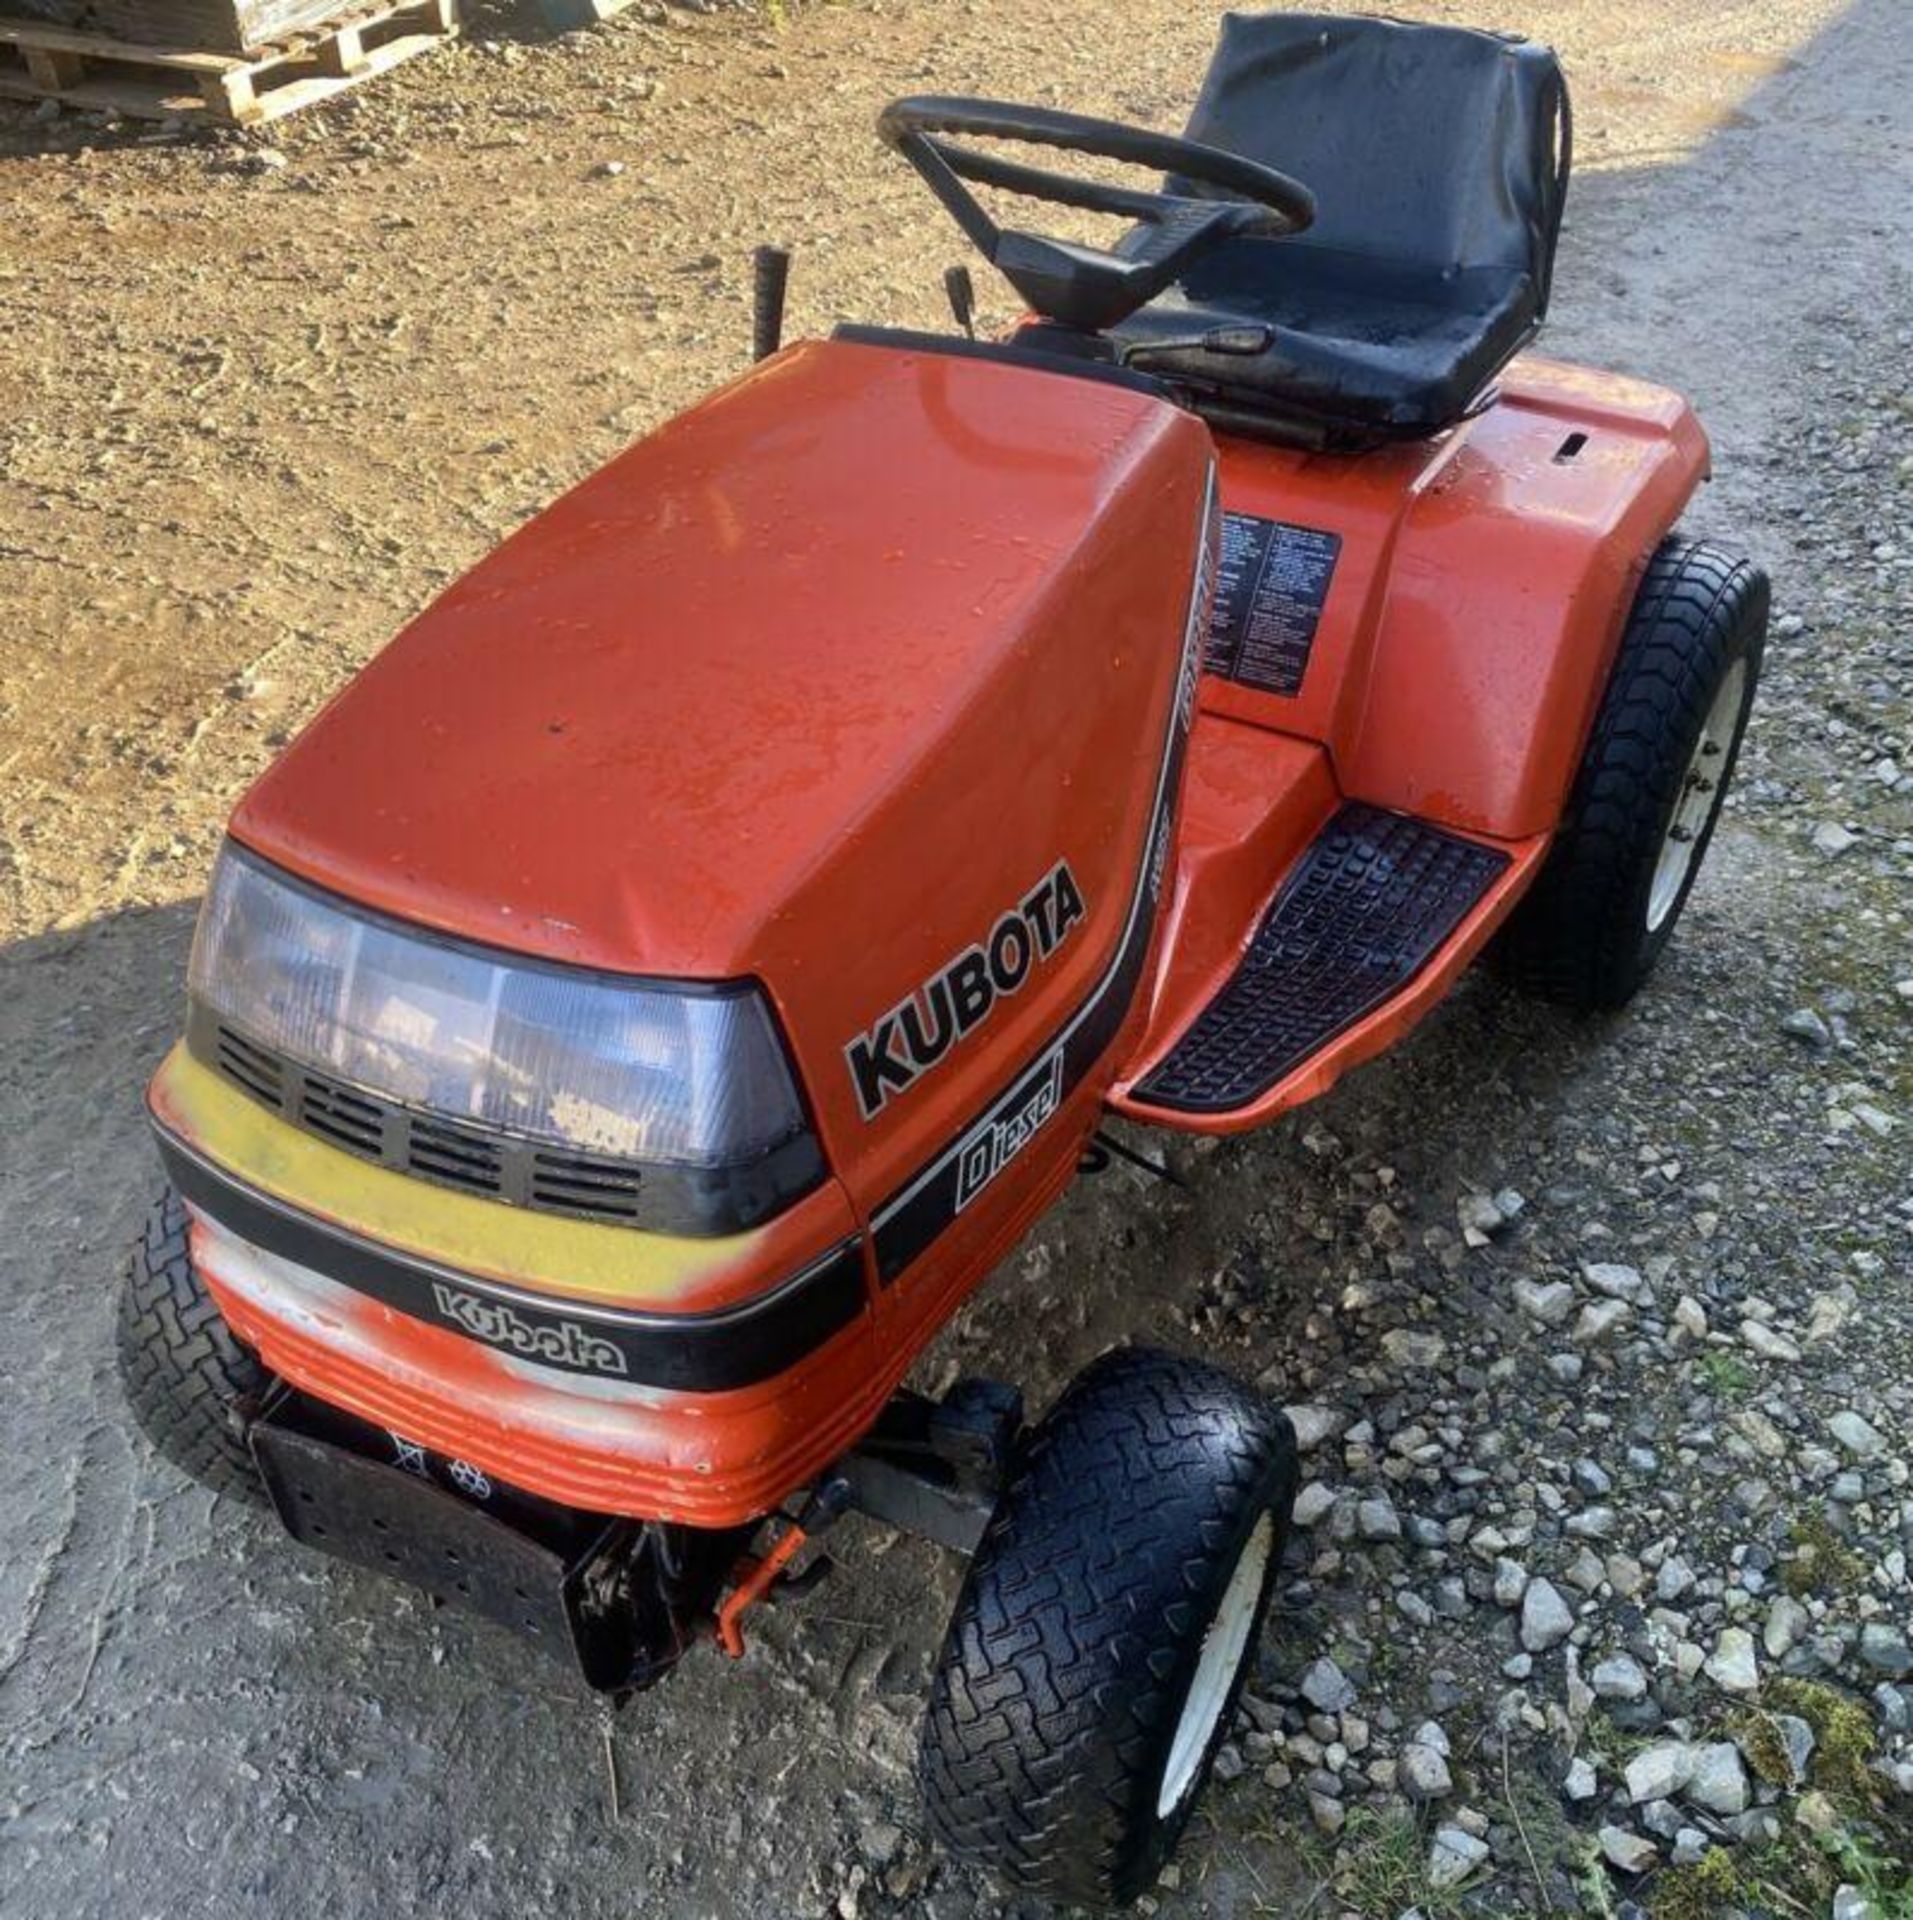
xmin=188 ymin=844 xmax=809 ymax=1168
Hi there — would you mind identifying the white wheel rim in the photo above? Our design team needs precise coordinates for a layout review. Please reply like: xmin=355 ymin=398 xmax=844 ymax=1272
xmin=1646 ymin=659 xmax=1746 ymax=933
xmin=1156 ymin=1512 xmax=1274 ymax=1819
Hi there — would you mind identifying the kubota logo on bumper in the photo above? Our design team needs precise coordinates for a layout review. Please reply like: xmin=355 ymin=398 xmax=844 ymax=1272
xmin=846 ymin=860 xmax=1087 ymax=1120
xmin=430 ymin=1282 xmax=628 ymax=1377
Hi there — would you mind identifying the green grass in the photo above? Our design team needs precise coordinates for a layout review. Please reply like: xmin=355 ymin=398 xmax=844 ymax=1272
xmin=1304 ymin=1808 xmax=1475 ymax=1919
xmin=1695 ymin=1350 xmax=1755 ymax=1398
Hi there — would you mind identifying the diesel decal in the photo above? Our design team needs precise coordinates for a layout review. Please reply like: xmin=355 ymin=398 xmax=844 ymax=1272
xmin=847 ymin=860 xmax=1087 ymax=1120
xmin=430 ymin=1282 xmax=630 ymax=1378
xmin=954 ymin=1050 xmax=1064 ymax=1213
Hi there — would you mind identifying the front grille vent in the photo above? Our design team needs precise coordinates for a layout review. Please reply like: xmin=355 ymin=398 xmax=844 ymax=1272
xmin=300 ymin=1072 xmax=386 ymax=1157
xmin=203 ymin=1020 xmax=657 ymax=1228
xmin=407 ymin=1117 xmax=505 ymax=1195
xmin=215 ymin=1026 xmax=283 ymax=1106
xmin=530 ymin=1151 xmax=646 ymax=1222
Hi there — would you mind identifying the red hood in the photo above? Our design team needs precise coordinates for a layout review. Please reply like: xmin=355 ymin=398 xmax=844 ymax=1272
xmin=234 ymin=338 xmax=1195 ymax=979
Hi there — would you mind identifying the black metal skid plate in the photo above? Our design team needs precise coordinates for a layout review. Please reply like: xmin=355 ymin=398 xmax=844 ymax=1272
xmin=250 ymin=1398 xmax=624 ymax=1679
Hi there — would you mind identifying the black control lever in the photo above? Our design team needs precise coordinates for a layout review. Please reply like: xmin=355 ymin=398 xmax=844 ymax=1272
xmin=751 ymin=245 xmax=792 ymax=362
xmin=1116 ymin=323 xmax=1272 ymax=369
xmin=943 ymin=264 xmax=977 ymax=339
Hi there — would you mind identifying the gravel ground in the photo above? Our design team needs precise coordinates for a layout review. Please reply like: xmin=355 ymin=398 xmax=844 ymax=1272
xmin=0 ymin=2 xmax=1908 ymax=1917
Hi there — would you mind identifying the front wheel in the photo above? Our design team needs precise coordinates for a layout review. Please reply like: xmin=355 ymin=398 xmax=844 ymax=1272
xmin=1495 ymin=536 xmax=1767 ymax=1010
xmin=918 ymin=1346 xmax=1298 ymax=1906
xmin=118 ymin=1189 xmax=271 ymax=1503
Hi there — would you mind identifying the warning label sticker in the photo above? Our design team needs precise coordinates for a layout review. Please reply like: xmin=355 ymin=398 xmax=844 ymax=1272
xmin=1205 ymin=513 xmax=1342 ymax=698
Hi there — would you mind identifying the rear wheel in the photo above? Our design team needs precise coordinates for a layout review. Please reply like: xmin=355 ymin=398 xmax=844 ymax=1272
xmin=1495 ymin=536 xmax=1767 ymax=1009
xmin=118 ymin=1189 xmax=270 ymax=1503
xmin=919 ymin=1346 xmax=1298 ymax=1906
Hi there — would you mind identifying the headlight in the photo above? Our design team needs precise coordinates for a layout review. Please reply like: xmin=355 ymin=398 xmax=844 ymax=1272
xmin=187 ymin=843 xmax=812 ymax=1172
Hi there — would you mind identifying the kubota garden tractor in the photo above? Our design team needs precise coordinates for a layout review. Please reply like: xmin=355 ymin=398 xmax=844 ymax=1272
xmin=121 ymin=13 xmax=1766 ymax=1904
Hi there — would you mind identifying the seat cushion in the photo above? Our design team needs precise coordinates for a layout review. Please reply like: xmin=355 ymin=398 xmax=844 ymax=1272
xmin=1106 ymin=12 xmax=1569 ymax=444
xmin=1114 ymin=243 xmax=1541 ymax=438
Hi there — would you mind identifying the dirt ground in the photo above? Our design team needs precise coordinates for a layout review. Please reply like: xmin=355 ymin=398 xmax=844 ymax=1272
xmin=1 ymin=1 xmax=1908 ymax=1916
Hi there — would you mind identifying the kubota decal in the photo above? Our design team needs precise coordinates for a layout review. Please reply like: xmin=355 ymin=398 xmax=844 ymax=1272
xmin=430 ymin=1281 xmax=631 ymax=1377
xmin=845 ymin=861 xmax=1087 ymax=1120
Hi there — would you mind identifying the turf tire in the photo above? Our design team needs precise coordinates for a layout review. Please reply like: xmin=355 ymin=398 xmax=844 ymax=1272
xmin=1494 ymin=536 xmax=1767 ymax=1010
xmin=118 ymin=1188 xmax=270 ymax=1502
xmin=918 ymin=1346 xmax=1298 ymax=1907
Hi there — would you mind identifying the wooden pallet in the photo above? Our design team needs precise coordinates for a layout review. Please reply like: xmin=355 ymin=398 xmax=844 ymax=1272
xmin=0 ymin=0 xmax=457 ymax=124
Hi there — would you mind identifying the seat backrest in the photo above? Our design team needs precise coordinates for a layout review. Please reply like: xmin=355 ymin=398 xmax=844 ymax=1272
xmin=1171 ymin=11 xmax=1571 ymax=309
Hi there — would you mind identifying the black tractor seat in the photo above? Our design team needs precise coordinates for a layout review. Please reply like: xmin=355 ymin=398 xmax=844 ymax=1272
xmin=1104 ymin=12 xmax=1572 ymax=449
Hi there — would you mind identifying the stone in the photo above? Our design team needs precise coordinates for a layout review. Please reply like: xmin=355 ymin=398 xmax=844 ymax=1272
xmin=1742 ymin=1320 xmax=1802 ymax=1363
xmin=1563 ymin=1757 xmax=1598 ymax=1801
xmin=1829 ymin=1411 xmax=1885 ymax=1459
xmin=1306 ymin=1791 xmax=1345 ymax=1837
xmin=1521 ymin=1578 xmax=1575 ymax=1651
xmin=1592 ymin=1653 xmax=1650 ymax=1701
xmin=1582 ymin=1261 xmax=1645 ymax=1301
xmin=1734 ymin=1409 xmax=1788 ymax=1459
xmin=1573 ymin=1300 xmax=1630 ymax=1345
xmin=1514 ymin=1279 xmax=1575 ymax=1326
xmin=1811 ymin=821 xmax=1859 ymax=855
xmin=1704 ymin=1629 xmax=1760 ymax=1694
xmin=1765 ymin=1595 xmax=1812 ymax=1658
xmin=1567 ymin=1506 xmax=1618 ymax=1541
xmin=1607 ymin=1555 xmax=1646 ymax=1599
xmin=1670 ymin=1829 xmax=1710 ymax=1868
xmin=1781 ymin=1007 xmax=1834 ymax=1047
xmin=1859 ymin=1622 xmax=1913 ymax=1679
xmin=1357 ymin=1494 xmax=1403 ymax=1543
xmin=1640 ymin=1798 xmax=1685 ymax=1841
xmin=1625 ymin=1743 xmax=1697 ymax=1804
xmin=1672 ymin=1296 xmax=1709 ymax=1341
xmin=1299 ymin=1657 xmax=1358 ymax=1714
xmin=1399 ymin=1740 xmax=1453 ymax=1802
xmin=1598 ymin=1826 xmax=1660 ymax=1875
xmin=1494 ymin=1559 xmax=1531 ymax=1608
xmin=1684 ymin=1743 xmax=1749 ymax=1816
xmin=1832 ymin=1885 xmax=1879 ymax=1920
xmin=1657 ymin=1556 xmax=1697 ymax=1603
xmin=1286 ymin=1405 xmax=1343 ymax=1452
xmin=1292 ymin=1482 xmax=1337 ymax=1527
xmin=1381 ymin=1329 xmax=1447 ymax=1370
xmin=1805 ymin=1291 xmax=1855 ymax=1345
xmin=1427 ymin=1827 xmax=1490 ymax=1890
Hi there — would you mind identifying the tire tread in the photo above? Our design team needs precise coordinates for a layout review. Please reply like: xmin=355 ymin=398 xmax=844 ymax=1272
xmin=118 ymin=1189 xmax=269 ymax=1500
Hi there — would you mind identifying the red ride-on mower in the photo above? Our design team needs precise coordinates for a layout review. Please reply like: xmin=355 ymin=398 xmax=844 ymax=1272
xmin=122 ymin=13 xmax=1767 ymax=1905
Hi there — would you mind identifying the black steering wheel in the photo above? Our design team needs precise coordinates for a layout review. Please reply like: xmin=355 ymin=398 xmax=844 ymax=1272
xmin=877 ymin=96 xmax=1315 ymax=334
